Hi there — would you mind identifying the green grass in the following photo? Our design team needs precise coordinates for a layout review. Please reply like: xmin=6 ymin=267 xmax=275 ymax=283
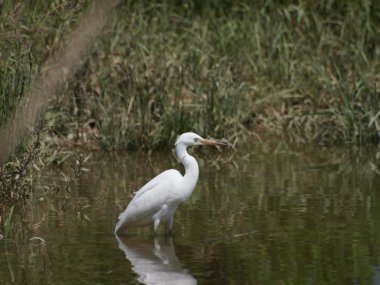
xmin=0 ymin=0 xmax=90 ymax=128
xmin=46 ymin=0 xmax=379 ymax=149
xmin=1 ymin=0 xmax=379 ymax=151
xmin=3 ymin=206 xmax=14 ymax=242
xmin=0 ymin=1 xmax=91 ymax=195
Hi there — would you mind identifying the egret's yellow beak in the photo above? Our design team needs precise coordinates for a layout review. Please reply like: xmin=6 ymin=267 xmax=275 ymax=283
xmin=199 ymin=138 xmax=228 ymax=146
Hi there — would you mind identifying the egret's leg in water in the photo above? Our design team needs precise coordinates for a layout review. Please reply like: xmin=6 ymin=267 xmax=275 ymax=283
xmin=154 ymin=218 xmax=161 ymax=233
xmin=167 ymin=215 xmax=174 ymax=235
xmin=153 ymin=205 xmax=169 ymax=234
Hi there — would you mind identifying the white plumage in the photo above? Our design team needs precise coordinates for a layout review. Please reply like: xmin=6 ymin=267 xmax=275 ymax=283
xmin=115 ymin=132 xmax=226 ymax=235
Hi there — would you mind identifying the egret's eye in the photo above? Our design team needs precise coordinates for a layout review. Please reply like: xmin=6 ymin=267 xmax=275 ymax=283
xmin=194 ymin=138 xmax=198 ymax=142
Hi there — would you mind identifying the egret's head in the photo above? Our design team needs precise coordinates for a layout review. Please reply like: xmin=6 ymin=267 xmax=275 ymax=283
xmin=175 ymin=132 xmax=227 ymax=147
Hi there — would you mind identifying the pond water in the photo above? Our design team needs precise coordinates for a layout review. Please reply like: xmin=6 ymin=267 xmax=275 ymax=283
xmin=1 ymin=144 xmax=380 ymax=285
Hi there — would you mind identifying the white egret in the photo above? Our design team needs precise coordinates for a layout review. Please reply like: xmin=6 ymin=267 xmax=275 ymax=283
xmin=115 ymin=132 xmax=227 ymax=235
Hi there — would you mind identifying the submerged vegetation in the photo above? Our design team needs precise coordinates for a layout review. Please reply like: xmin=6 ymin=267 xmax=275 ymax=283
xmin=48 ymin=0 xmax=380 ymax=150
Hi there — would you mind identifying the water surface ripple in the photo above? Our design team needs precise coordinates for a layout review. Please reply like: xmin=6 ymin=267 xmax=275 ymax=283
xmin=1 ymin=145 xmax=380 ymax=285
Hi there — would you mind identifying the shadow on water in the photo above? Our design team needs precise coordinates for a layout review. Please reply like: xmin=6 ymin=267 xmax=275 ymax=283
xmin=1 ymin=144 xmax=380 ymax=284
xmin=115 ymin=235 xmax=197 ymax=285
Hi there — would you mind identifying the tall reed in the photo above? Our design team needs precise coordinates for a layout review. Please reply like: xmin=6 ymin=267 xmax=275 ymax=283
xmin=0 ymin=1 xmax=90 ymax=128
xmin=3 ymin=206 xmax=14 ymax=242
xmin=47 ymin=0 xmax=379 ymax=149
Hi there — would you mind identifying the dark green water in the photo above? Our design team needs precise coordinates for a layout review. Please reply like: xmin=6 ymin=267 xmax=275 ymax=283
xmin=2 ymin=145 xmax=380 ymax=284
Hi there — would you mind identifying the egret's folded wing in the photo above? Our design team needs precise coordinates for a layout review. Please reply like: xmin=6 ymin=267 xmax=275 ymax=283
xmin=125 ymin=171 xmax=181 ymax=217
xmin=117 ymin=180 xmax=163 ymax=221
xmin=116 ymin=179 xmax=170 ymax=231
xmin=132 ymin=169 xmax=179 ymax=201
xmin=115 ymin=169 xmax=182 ymax=232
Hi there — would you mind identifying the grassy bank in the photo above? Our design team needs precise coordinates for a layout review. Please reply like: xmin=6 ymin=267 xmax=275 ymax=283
xmin=0 ymin=1 xmax=90 ymax=127
xmin=1 ymin=0 xmax=380 ymax=196
xmin=47 ymin=0 xmax=380 ymax=150
xmin=0 ymin=1 xmax=91 ymax=197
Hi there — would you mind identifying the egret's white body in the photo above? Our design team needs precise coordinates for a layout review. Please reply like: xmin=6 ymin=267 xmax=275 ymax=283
xmin=115 ymin=132 xmax=226 ymax=235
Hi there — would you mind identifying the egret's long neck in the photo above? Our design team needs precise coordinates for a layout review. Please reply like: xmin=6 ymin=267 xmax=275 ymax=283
xmin=175 ymin=143 xmax=199 ymax=188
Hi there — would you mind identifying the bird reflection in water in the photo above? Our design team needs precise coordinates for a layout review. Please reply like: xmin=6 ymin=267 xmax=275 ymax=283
xmin=115 ymin=235 xmax=197 ymax=285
